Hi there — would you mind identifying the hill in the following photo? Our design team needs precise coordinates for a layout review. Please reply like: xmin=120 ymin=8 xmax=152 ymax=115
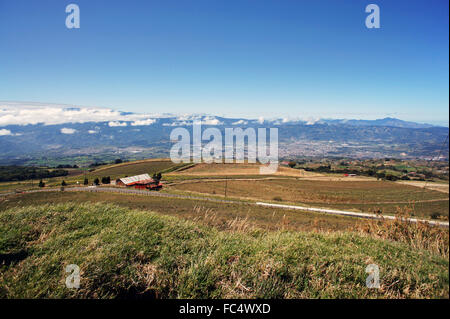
xmin=0 ymin=203 xmax=448 ymax=298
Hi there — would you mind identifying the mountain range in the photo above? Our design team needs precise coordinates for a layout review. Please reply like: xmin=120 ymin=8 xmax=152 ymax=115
xmin=0 ymin=103 xmax=448 ymax=165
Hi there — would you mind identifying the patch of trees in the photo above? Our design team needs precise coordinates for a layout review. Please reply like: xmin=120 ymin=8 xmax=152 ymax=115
xmin=56 ymin=164 xmax=79 ymax=169
xmin=302 ymin=165 xmax=403 ymax=181
xmin=89 ymin=162 xmax=107 ymax=168
xmin=152 ymin=173 xmax=162 ymax=182
xmin=287 ymin=161 xmax=297 ymax=168
xmin=101 ymin=176 xmax=111 ymax=184
xmin=0 ymin=166 xmax=68 ymax=182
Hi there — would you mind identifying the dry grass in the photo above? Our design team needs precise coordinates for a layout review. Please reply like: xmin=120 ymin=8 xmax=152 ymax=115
xmin=170 ymin=179 xmax=449 ymax=218
xmin=1 ymin=203 xmax=448 ymax=298
xmin=356 ymin=207 xmax=449 ymax=258
xmin=167 ymin=163 xmax=322 ymax=177
xmin=87 ymin=160 xmax=177 ymax=179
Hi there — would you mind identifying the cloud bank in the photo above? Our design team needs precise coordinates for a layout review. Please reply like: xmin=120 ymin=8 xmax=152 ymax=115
xmin=0 ymin=102 xmax=161 ymax=126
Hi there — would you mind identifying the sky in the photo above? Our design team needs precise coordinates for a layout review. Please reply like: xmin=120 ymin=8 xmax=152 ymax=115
xmin=0 ymin=0 xmax=448 ymax=125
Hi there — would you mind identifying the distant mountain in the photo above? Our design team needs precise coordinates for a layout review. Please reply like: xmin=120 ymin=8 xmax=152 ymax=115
xmin=323 ymin=117 xmax=436 ymax=129
xmin=0 ymin=103 xmax=448 ymax=165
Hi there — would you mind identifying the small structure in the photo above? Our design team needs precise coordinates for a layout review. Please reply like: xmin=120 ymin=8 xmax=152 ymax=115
xmin=116 ymin=173 xmax=162 ymax=190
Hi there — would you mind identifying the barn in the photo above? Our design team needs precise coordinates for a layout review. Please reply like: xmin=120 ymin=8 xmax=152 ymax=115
xmin=116 ymin=174 xmax=162 ymax=190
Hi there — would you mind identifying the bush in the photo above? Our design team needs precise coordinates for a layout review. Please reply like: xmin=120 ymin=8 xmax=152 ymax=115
xmin=273 ymin=196 xmax=283 ymax=202
xmin=287 ymin=161 xmax=296 ymax=168
xmin=357 ymin=207 xmax=449 ymax=258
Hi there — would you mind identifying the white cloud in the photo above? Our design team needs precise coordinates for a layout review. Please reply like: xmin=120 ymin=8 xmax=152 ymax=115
xmin=202 ymin=116 xmax=223 ymax=125
xmin=162 ymin=121 xmax=190 ymax=127
xmin=0 ymin=101 xmax=167 ymax=126
xmin=305 ymin=117 xmax=320 ymax=125
xmin=232 ymin=119 xmax=248 ymax=125
xmin=108 ymin=121 xmax=127 ymax=127
xmin=60 ymin=128 xmax=77 ymax=134
xmin=0 ymin=129 xmax=13 ymax=136
xmin=257 ymin=117 xmax=265 ymax=124
xmin=88 ymin=130 xmax=98 ymax=134
xmin=131 ymin=118 xmax=156 ymax=126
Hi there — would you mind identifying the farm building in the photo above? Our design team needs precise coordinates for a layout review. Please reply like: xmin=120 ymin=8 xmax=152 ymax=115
xmin=116 ymin=173 xmax=162 ymax=190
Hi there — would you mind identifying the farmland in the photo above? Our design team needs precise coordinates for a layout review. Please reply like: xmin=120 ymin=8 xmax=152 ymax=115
xmin=0 ymin=191 xmax=361 ymax=232
xmin=1 ymin=160 xmax=448 ymax=220
xmin=0 ymin=159 xmax=449 ymax=299
xmin=166 ymin=162 xmax=323 ymax=178
xmin=88 ymin=159 xmax=182 ymax=178
xmin=170 ymin=179 xmax=449 ymax=219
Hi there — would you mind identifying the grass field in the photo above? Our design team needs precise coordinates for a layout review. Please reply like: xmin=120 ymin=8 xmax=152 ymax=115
xmin=86 ymin=159 xmax=182 ymax=179
xmin=0 ymin=202 xmax=448 ymax=298
xmin=170 ymin=179 xmax=449 ymax=219
xmin=0 ymin=191 xmax=361 ymax=232
xmin=167 ymin=163 xmax=323 ymax=177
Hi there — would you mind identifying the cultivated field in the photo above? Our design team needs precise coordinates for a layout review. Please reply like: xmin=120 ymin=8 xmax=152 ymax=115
xmin=87 ymin=159 xmax=182 ymax=179
xmin=0 ymin=191 xmax=360 ymax=232
xmin=170 ymin=179 xmax=449 ymax=219
xmin=167 ymin=163 xmax=323 ymax=177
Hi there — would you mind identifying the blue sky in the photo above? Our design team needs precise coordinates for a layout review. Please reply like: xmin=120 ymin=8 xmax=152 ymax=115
xmin=0 ymin=0 xmax=448 ymax=124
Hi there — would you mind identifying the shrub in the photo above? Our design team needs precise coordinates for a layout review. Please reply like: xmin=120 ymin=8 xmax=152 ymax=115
xmin=357 ymin=207 xmax=449 ymax=258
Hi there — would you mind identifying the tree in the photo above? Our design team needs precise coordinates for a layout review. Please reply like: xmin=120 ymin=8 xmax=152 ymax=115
xmin=38 ymin=180 xmax=45 ymax=187
xmin=115 ymin=159 xmax=123 ymax=164
xmin=83 ymin=178 xmax=89 ymax=185
xmin=288 ymin=161 xmax=296 ymax=168
xmin=94 ymin=178 xmax=100 ymax=185
xmin=61 ymin=180 xmax=67 ymax=186
xmin=102 ymin=176 xmax=111 ymax=184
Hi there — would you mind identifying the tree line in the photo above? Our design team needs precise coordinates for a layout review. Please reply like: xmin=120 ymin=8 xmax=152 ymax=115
xmin=0 ymin=166 xmax=68 ymax=182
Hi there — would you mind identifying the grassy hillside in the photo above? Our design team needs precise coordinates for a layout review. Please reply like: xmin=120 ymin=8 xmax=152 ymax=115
xmin=89 ymin=159 xmax=180 ymax=178
xmin=0 ymin=203 xmax=448 ymax=298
